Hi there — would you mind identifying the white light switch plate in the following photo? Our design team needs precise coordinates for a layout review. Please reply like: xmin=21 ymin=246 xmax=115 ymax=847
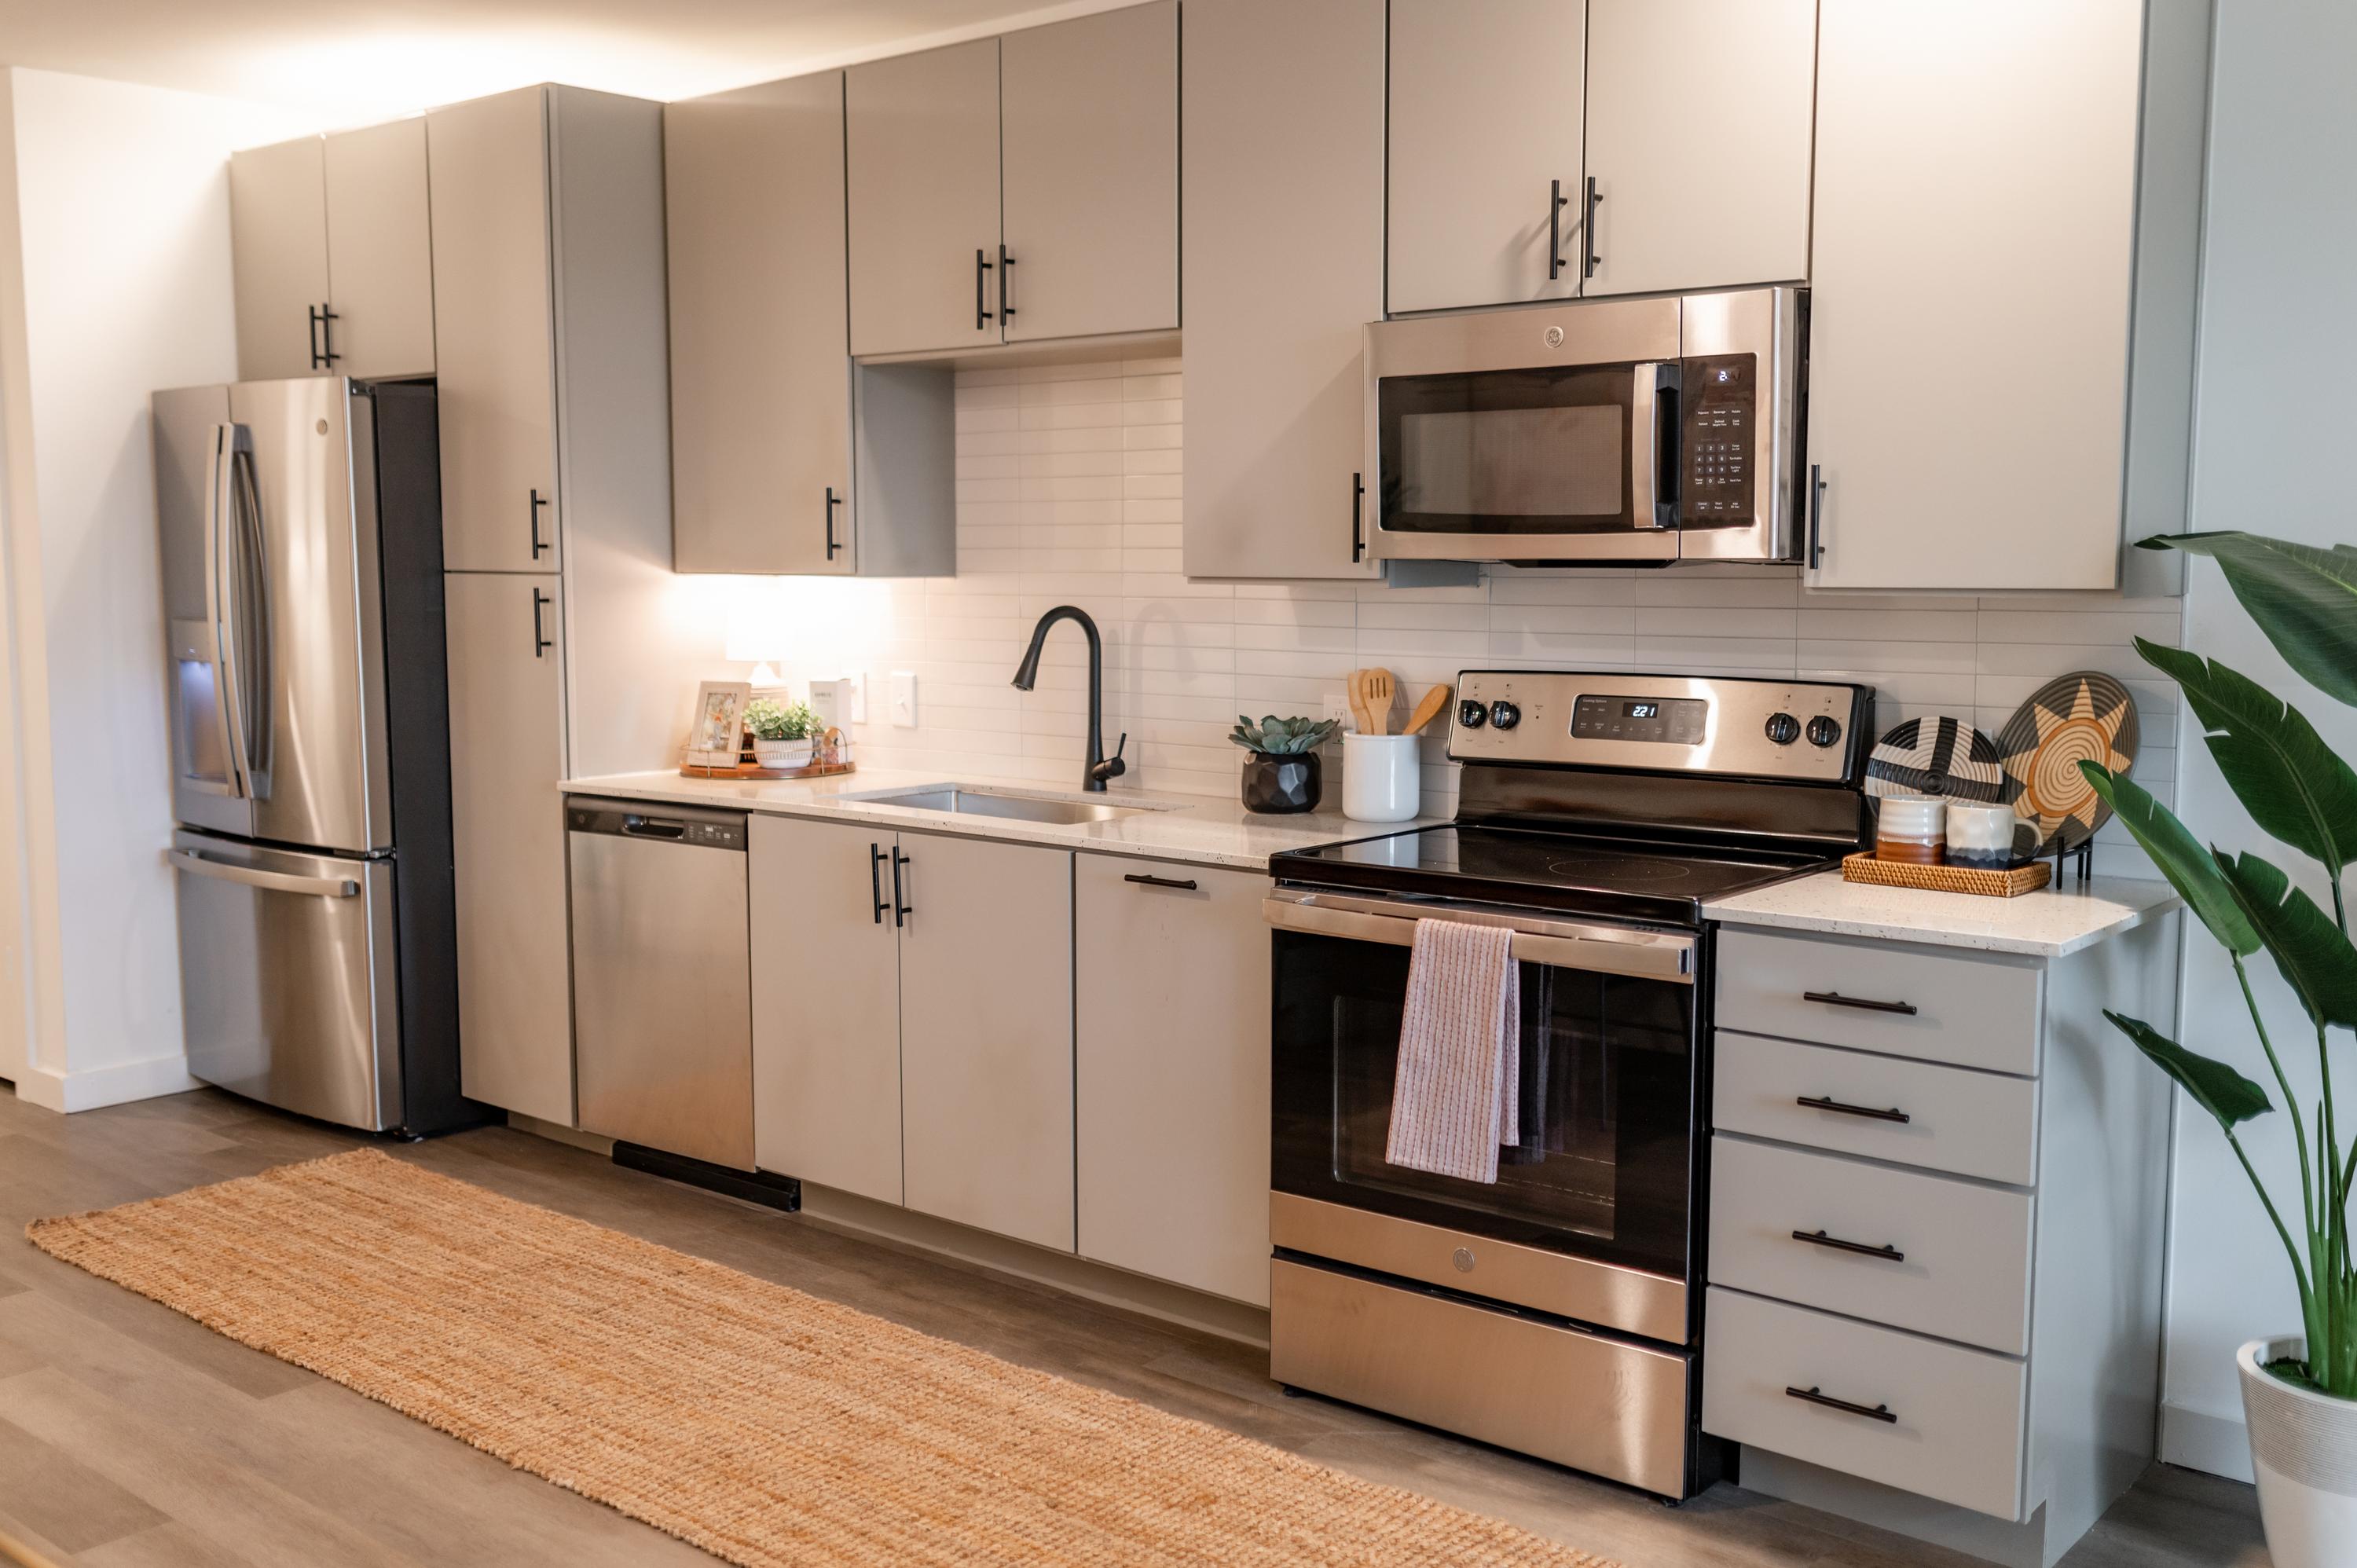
xmin=889 ymin=671 xmax=917 ymax=728
xmin=845 ymin=672 xmax=867 ymax=724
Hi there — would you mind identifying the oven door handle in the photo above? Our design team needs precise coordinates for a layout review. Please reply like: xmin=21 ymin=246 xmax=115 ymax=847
xmin=1631 ymin=361 xmax=1677 ymax=530
xmin=1263 ymin=893 xmax=1692 ymax=983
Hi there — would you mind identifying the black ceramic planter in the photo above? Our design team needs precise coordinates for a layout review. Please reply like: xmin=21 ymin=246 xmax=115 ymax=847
xmin=1241 ymin=751 xmax=1321 ymax=814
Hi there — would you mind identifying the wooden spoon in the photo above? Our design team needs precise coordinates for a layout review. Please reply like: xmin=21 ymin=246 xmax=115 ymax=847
xmin=1355 ymin=668 xmax=1396 ymax=735
xmin=1403 ymin=683 xmax=1452 ymax=736
xmin=1345 ymin=669 xmax=1376 ymax=736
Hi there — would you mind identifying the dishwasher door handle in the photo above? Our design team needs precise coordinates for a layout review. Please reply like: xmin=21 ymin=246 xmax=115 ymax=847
xmin=622 ymin=815 xmax=687 ymax=840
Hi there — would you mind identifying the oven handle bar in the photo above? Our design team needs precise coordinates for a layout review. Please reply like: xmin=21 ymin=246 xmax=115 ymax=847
xmin=1263 ymin=890 xmax=1693 ymax=984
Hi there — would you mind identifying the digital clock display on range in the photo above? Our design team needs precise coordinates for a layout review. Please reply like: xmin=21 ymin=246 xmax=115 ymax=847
xmin=1571 ymin=694 xmax=1708 ymax=745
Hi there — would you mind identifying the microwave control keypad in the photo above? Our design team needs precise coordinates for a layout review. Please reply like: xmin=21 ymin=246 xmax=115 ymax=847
xmin=1681 ymin=353 xmax=1756 ymax=526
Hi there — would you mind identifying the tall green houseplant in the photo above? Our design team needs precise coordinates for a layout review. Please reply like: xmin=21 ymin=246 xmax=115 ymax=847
xmin=2081 ymin=532 xmax=2357 ymax=1399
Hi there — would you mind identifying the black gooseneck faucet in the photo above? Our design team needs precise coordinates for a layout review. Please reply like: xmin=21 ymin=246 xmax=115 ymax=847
xmin=1011 ymin=605 xmax=1126 ymax=792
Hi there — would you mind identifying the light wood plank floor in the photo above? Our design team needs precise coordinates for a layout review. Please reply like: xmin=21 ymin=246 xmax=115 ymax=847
xmin=0 ymin=1088 xmax=2269 ymax=1568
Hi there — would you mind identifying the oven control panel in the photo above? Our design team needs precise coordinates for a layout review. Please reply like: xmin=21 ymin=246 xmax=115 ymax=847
xmin=1448 ymin=671 xmax=1871 ymax=783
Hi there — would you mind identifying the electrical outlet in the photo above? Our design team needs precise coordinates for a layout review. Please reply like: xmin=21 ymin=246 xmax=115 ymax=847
xmin=845 ymin=672 xmax=867 ymax=724
xmin=889 ymin=671 xmax=917 ymax=728
xmin=1324 ymin=693 xmax=1355 ymax=732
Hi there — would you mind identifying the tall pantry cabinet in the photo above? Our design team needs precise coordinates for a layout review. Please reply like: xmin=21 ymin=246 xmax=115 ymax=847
xmin=430 ymin=85 xmax=709 ymax=1125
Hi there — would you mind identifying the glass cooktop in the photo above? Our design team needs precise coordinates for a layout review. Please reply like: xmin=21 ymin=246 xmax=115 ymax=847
xmin=1270 ymin=823 xmax=1838 ymax=927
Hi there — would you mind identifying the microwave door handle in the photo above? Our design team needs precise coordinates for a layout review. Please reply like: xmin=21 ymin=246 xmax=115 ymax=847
xmin=1630 ymin=361 xmax=1676 ymax=530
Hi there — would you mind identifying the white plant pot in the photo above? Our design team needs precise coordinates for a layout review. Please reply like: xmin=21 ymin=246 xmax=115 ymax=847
xmin=752 ymin=738 xmax=813 ymax=771
xmin=2238 ymin=1335 xmax=2357 ymax=1568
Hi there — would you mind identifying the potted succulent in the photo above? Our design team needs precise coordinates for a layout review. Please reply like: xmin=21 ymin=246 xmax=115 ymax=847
xmin=2077 ymin=531 xmax=2357 ymax=1567
xmin=1231 ymin=714 xmax=1339 ymax=814
xmin=745 ymin=697 xmax=823 ymax=771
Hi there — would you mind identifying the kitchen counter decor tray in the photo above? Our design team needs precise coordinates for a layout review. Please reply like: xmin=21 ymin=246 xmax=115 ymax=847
xmin=1842 ymin=852 xmax=2052 ymax=899
xmin=680 ymin=760 xmax=857 ymax=782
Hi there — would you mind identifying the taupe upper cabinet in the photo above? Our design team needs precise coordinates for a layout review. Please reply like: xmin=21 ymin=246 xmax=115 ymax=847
xmin=666 ymin=74 xmax=854 ymax=574
xmin=1182 ymin=0 xmax=1384 ymax=580
xmin=230 ymin=122 xmax=434 ymax=382
xmin=1807 ymin=0 xmax=2207 ymax=591
xmin=1582 ymin=0 xmax=1816 ymax=298
xmin=999 ymin=2 xmax=1178 ymax=343
xmin=845 ymin=40 xmax=1003 ymax=357
xmin=1387 ymin=0 xmax=1586 ymax=313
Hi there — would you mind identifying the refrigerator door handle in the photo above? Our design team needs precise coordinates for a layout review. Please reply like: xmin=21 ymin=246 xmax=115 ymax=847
xmin=202 ymin=423 xmax=247 ymax=800
xmin=210 ymin=422 xmax=262 ymax=801
xmin=232 ymin=438 xmax=271 ymax=786
xmin=170 ymin=848 xmax=360 ymax=899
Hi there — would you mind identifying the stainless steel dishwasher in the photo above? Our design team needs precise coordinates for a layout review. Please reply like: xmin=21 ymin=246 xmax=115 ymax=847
xmin=568 ymin=798 xmax=754 ymax=1170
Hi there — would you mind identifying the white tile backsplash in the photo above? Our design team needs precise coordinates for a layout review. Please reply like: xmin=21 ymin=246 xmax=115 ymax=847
xmin=728 ymin=357 xmax=2182 ymax=870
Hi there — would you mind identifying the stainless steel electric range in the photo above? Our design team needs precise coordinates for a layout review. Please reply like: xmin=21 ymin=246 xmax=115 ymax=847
xmin=1264 ymin=670 xmax=1875 ymax=1501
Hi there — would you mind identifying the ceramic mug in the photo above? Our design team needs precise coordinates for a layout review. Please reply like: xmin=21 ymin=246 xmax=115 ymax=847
xmin=1343 ymin=735 xmax=1420 ymax=822
xmin=1947 ymin=800 xmax=2035 ymax=868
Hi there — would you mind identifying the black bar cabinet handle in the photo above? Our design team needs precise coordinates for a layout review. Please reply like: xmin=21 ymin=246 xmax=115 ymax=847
xmin=1548 ymin=178 xmax=1568 ymax=280
xmin=999 ymin=244 xmax=1016 ymax=321
xmin=1786 ymin=1386 xmax=1897 ymax=1424
xmin=1351 ymin=471 xmax=1366 ymax=564
xmin=1803 ymin=990 xmax=1919 ymax=1017
xmin=976 ymin=247 xmax=994 ymax=330
xmin=1796 ymin=1094 xmax=1912 ymax=1125
xmin=1809 ymin=463 xmax=1827 ymax=568
xmin=530 ymin=489 xmax=551 ymax=559
xmin=1791 ymin=1229 xmax=1906 ymax=1263
xmin=318 ymin=302 xmax=339 ymax=366
xmin=891 ymin=846 xmax=912 ymax=925
xmin=1583 ymin=177 xmax=1603 ymax=279
xmin=1124 ymin=873 xmax=1197 ymax=892
xmin=868 ymin=844 xmax=887 ymax=925
xmin=307 ymin=304 xmax=324 ymax=370
xmin=824 ymin=486 xmax=841 ymax=560
xmin=530 ymin=588 xmax=553 ymax=658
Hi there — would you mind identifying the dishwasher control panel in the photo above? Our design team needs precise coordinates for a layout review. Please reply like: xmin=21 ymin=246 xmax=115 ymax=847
xmin=567 ymin=801 xmax=747 ymax=851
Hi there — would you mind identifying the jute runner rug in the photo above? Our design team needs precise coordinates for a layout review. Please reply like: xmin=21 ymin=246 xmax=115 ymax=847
xmin=27 ymin=1149 xmax=1617 ymax=1568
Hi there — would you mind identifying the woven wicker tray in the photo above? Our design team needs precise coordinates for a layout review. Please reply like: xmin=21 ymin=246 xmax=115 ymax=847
xmin=1842 ymin=852 xmax=2052 ymax=899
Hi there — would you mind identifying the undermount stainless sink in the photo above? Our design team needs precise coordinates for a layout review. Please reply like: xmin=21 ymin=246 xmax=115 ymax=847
xmin=860 ymin=786 xmax=1167 ymax=826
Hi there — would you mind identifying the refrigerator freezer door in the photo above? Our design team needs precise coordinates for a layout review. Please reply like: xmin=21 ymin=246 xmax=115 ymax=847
xmin=155 ymin=386 xmax=253 ymax=838
xmin=170 ymin=829 xmax=402 ymax=1130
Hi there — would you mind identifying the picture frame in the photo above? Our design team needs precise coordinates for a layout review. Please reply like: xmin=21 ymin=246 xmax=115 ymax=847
xmin=685 ymin=680 xmax=753 ymax=769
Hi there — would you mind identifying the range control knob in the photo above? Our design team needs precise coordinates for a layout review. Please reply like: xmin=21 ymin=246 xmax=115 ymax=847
xmin=1457 ymin=699 xmax=1489 ymax=730
xmin=1764 ymin=712 xmax=1802 ymax=746
xmin=1487 ymin=699 xmax=1523 ymax=731
xmin=1805 ymin=715 xmax=1843 ymax=749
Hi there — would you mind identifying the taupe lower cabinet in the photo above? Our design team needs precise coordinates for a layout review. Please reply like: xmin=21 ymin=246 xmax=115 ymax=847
xmin=445 ymin=573 xmax=573 ymax=1125
xmin=229 ymin=120 xmax=434 ymax=382
xmin=1387 ymin=0 xmax=1587 ymax=313
xmin=846 ymin=4 xmax=1178 ymax=356
xmin=1181 ymin=0 xmax=1384 ymax=580
xmin=750 ymin=819 xmax=1076 ymax=1251
xmin=1076 ymin=856 xmax=1273 ymax=1306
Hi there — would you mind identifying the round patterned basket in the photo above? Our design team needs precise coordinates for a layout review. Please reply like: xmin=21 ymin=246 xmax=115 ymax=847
xmin=1995 ymin=672 xmax=2139 ymax=855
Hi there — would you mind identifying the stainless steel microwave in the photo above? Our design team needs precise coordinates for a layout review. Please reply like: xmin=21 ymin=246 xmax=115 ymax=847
xmin=1363 ymin=286 xmax=1805 ymax=566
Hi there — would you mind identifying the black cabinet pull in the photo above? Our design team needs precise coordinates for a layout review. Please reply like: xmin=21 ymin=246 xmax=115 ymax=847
xmin=1809 ymin=463 xmax=1827 ymax=568
xmin=1548 ymin=178 xmax=1569 ymax=280
xmin=309 ymin=303 xmax=340 ymax=369
xmin=1803 ymin=990 xmax=1919 ymax=1017
xmin=1786 ymin=1386 xmax=1897 ymax=1423
xmin=999 ymin=244 xmax=1017 ymax=323
xmin=868 ymin=844 xmax=888 ymax=924
xmin=1791 ymin=1229 xmax=1905 ymax=1263
xmin=1796 ymin=1094 xmax=1912 ymax=1124
xmin=824 ymin=486 xmax=842 ymax=561
xmin=891 ymin=846 xmax=911 ymax=926
xmin=530 ymin=588 xmax=553 ymax=658
xmin=1351 ymin=471 xmax=1366 ymax=563
xmin=307 ymin=305 xmax=322 ymax=370
xmin=530 ymin=489 xmax=551 ymax=560
xmin=975 ymin=247 xmax=995 ymax=330
xmin=1124 ymin=873 xmax=1197 ymax=892
xmin=1582 ymin=177 xmax=1603 ymax=280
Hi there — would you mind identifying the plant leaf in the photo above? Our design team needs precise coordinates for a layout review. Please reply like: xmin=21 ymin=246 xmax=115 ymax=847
xmin=2105 ymin=1010 xmax=2273 ymax=1130
xmin=2140 ymin=532 xmax=2357 ymax=705
xmin=2138 ymin=639 xmax=2357 ymax=870
xmin=2080 ymin=764 xmax=2261 ymax=956
xmin=2213 ymin=850 xmax=2357 ymax=1030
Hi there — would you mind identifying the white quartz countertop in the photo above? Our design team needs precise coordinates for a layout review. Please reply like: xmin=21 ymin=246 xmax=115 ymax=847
xmin=1703 ymin=869 xmax=2182 ymax=958
xmin=561 ymin=768 xmax=1445 ymax=873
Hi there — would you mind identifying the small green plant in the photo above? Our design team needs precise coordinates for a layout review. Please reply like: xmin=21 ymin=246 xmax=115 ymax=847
xmin=746 ymin=697 xmax=823 ymax=743
xmin=1230 ymin=714 xmax=1339 ymax=756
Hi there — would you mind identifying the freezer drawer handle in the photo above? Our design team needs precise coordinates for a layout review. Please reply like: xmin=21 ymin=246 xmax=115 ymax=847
xmin=1785 ymin=1385 xmax=1897 ymax=1424
xmin=1791 ymin=1229 xmax=1905 ymax=1263
xmin=1802 ymin=990 xmax=1918 ymax=1017
xmin=1795 ymin=1094 xmax=1911 ymax=1124
xmin=170 ymin=848 xmax=359 ymax=899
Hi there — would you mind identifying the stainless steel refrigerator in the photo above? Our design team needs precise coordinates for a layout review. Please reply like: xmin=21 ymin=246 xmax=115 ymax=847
xmin=153 ymin=377 xmax=476 ymax=1134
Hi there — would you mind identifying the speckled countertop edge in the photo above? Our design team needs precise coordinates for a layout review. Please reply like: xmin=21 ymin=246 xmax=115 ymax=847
xmin=1703 ymin=869 xmax=2183 ymax=958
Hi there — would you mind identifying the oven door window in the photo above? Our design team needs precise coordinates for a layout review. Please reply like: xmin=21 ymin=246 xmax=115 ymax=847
xmin=1377 ymin=365 xmax=1647 ymax=536
xmin=1272 ymin=929 xmax=1694 ymax=1277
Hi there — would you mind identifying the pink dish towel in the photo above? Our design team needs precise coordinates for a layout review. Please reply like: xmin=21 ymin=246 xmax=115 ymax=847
xmin=1385 ymin=917 xmax=1520 ymax=1185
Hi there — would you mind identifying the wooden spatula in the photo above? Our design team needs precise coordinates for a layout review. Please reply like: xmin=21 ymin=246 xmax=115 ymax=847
xmin=1354 ymin=668 xmax=1395 ymax=735
xmin=1403 ymin=683 xmax=1452 ymax=735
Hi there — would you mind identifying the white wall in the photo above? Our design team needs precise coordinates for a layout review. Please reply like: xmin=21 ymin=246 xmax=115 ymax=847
xmin=0 ymin=68 xmax=302 ymax=1110
xmin=2155 ymin=0 xmax=2357 ymax=1480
